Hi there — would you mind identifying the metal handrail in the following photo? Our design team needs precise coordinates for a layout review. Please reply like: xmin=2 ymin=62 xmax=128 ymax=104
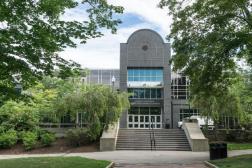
xmin=151 ymin=118 xmax=156 ymax=150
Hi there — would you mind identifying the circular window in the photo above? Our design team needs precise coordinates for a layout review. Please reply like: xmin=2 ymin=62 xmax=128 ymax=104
xmin=142 ymin=45 xmax=148 ymax=51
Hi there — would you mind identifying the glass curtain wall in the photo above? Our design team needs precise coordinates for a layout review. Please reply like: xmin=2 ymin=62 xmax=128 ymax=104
xmin=179 ymin=109 xmax=199 ymax=121
xmin=171 ymin=73 xmax=190 ymax=99
xmin=128 ymin=88 xmax=162 ymax=99
xmin=128 ymin=69 xmax=163 ymax=82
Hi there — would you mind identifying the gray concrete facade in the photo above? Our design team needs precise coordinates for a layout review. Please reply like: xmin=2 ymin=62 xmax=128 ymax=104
xmin=119 ymin=29 xmax=171 ymax=128
xmin=86 ymin=29 xmax=194 ymax=129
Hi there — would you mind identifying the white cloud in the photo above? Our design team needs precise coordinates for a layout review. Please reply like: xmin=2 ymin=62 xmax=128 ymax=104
xmin=59 ymin=0 xmax=172 ymax=69
xmin=108 ymin=0 xmax=172 ymax=35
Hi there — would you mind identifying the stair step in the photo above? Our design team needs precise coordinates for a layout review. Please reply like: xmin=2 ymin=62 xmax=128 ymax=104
xmin=116 ymin=129 xmax=191 ymax=151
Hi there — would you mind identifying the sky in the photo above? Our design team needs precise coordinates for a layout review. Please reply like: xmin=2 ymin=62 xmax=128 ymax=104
xmin=59 ymin=0 xmax=172 ymax=69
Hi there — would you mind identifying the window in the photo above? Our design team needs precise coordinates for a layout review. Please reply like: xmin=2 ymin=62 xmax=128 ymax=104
xmin=128 ymin=107 xmax=139 ymax=114
xmin=140 ymin=107 xmax=149 ymax=115
xmin=128 ymin=88 xmax=162 ymax=99
xmin=171 ymin=73 xmax=190 ymax=99
xmin=128 ymin=107 xmax=161 ymax=115
xmin=127 ymin=69 xmax=163 ymax=82
xmin=150 ymin=107 xmax=161 ymax=115
xmin=179 ymin=109 xmax=199 ymax=121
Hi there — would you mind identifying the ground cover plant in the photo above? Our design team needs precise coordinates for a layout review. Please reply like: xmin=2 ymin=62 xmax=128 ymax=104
xmin=228 ymin=143 xmax=252 ymax=150
xmin=210 ymin=154 xmax=252 ymax=168
xmin=0 ymin=156 xmax=110 ymax=168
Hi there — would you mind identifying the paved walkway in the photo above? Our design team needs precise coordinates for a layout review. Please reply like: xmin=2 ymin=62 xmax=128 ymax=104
xmin=0 ymin=150 xmax=251 ymax=167
xmin=114 ymin=163 xmax=208 ymax=168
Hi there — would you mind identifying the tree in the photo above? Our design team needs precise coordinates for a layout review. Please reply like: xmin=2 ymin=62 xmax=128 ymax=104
xmin=0 ymin=0 xmax=123 ymax=98
xmin=159 ymin=0 xmax=252 ymax=96
xmin=56 ymin=85 xmax=130 ymax=140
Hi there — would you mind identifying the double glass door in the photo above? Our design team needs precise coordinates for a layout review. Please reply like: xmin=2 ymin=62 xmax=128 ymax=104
xmin=128 ymin=114 xmax=161 ymax=129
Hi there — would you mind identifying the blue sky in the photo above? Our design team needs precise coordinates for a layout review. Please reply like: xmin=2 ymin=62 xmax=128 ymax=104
xmin=59 ymin=0 xmax=172 ymax=69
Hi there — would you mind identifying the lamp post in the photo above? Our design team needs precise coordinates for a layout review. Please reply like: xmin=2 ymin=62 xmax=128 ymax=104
xmin=12 ymin=73 xmax=22 ymax=94
xmin=111 ymin=75 xmax=116 ymax=91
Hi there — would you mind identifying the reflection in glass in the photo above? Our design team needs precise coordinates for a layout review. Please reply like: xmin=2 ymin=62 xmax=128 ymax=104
xmin=127 ymin=69 xmax=163 ymax=82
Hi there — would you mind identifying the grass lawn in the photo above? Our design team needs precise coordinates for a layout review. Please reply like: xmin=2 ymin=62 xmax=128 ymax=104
xmin=228 ymin=143 xmax=252 ymax=150
xmin=210 ymin=154 xmax=252 ymax=168
xmin=0 ymin=156 xmax=111 ymax=168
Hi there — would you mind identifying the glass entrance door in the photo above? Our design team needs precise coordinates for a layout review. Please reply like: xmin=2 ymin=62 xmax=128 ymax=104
xmin=128 ymin=106 xmax=162 ymax=129
xmin=128 ymin=114 xmax=161 ymax=129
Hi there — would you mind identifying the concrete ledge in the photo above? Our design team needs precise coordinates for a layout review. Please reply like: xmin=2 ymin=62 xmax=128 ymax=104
xmin=100 ymin=122 xmax=119 ymax=151
xmin=106 ymin=162 xmax=115 ymax=168
xmin=183 ymin=121 xmax=209 ymax=152
xmin=204 ymin=161 xmax=219 ymax=168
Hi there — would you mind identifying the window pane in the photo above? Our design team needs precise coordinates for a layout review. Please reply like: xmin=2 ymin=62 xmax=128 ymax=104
xmin=134 ymin=89 xmax=139 ymax=98
xmin=146 ymin=76 xmax=151 ymax=81
xmin=139 ymin=89 xmax=145 ymax=98
xmin=128 ymin=89 xmax=133 ymax=98
xmin=134 ymin=116 xmax=138 ymax=122
xmin=140 ymin=116 xmax=144 ymax=122
xmin=151 ymin=76 xmax=156 ymax=81
xmin=145 ymin=70 xmax=151 ymax=76
xmin=128 ymin=77 xmax=134 ymax=81
xmin=151 ymin=88 xmax=157 ymax=98
xmin=139 ymin=69 xmax=145 ymax=76
xmin=156 ymin=77 xmax=162 ymax=81
xmin=150 ymin=107 xmax=161 ymax=115
xmin=151 ymin=70 xmax=156 ymax=76
xmin=140 ymin=107 xmax=149 ymax=115
xmin=157 ymin=89 xmax=161 ymax=98
xmin=145 ymin=116 xmax=149 ymax=122
xmin=128 ymin=69 xmax=134 ymax=76
xmin=156 ymin=70 xmax=163 ymax=76
xmin=140 ymin=77 xmax=145 ymax=81
xmin=129 ymin=116 xmax=133 ymax=122
xmin=145 ymin=88 xmax=150 ymax=99
xmin=133 ymin=76 xmax=139 ymax=81
xmin=134 ymin=69 xmax=140 ymax=76
xmin=129 ymin=107 xmax=138 ymax=114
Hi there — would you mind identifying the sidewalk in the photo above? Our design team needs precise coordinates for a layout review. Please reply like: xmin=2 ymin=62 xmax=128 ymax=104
xmin=0 ymin=150 xmax=251 ymax=164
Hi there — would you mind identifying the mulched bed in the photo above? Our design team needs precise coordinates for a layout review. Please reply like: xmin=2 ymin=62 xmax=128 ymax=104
xmin=0 ymin=138 xmax=99 ymax=155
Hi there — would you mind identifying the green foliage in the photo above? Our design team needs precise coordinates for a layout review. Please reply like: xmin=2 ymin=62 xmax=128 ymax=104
xmin=40 ymin=132 xmax=56 ymax=147
xmin=0 ymin=157 xmax=111 ymax=168
xmin=0 ymin=76 xmax=129 ymax=146
xmin=0 ymin=129 xmax=18 ymax=149
xmin=0 ymin=100 xmax=39 ymax=131
xmin=22 ymin=131 xmax=38 ymax=150
xmin=66 ymin=128 xmax=89 ymax=147
xmin=160 ymin=0 xmax=252 ymax=127
xmin=159 ymin=0 xmax=252 ymax=96
xmin=58 ymin=84 xmax=130 ymax=141
xmin=192 ymin=88 xmax=244 ymax=128
xmin=210 ymin=154 xmax=252 ymax=168
xmin=0 ymin=0 xmax=123 ymax=99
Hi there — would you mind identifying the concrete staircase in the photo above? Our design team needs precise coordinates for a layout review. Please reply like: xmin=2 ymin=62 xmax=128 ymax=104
xmin=116 ymin=129 xmax=191 ymax=151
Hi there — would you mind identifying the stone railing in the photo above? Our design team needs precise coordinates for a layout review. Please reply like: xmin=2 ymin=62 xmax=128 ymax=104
xmin=100 ymin=122 xmax=119 ymax=151
xmin=182 ymin=119 xmax=209 ymax=152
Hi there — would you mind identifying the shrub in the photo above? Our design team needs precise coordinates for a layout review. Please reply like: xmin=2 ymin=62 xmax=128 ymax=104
xmin=66 ymin=128 xmax=90 ymax=147
xmin=22 ymin=131 xmax=38 ymax=150
xmin=40 ymin=132 xmax=56 ymax=146
xmin=0 ymin=101 xmax=39 ymax=131
xmin=0 ymin=130 xmax=18 ymax=149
